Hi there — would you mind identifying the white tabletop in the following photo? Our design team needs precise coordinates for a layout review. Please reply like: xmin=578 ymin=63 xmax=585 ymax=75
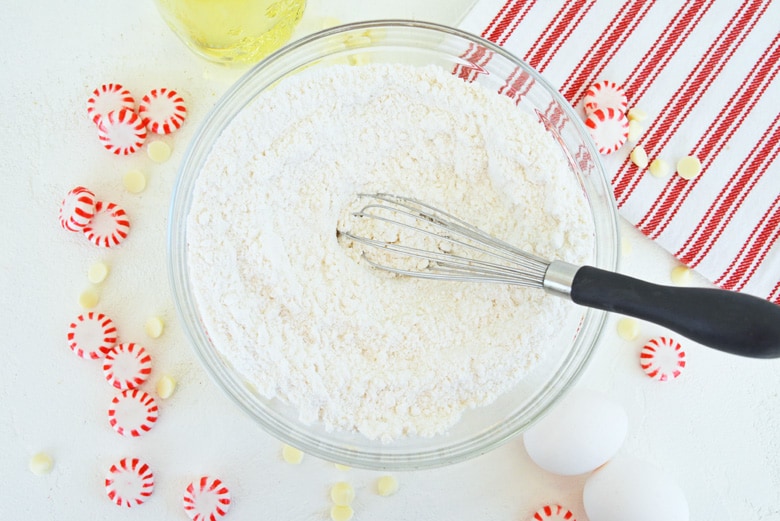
xmin=1 ymin=1 xmax=778 ymax=519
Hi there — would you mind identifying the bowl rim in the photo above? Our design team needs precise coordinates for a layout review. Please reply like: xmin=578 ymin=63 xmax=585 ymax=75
xmin=167 ymin=19 xmax=620 ymax=470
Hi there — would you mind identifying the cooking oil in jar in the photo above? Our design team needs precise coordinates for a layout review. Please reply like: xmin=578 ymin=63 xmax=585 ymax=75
xmin=154 ymin=0 xmax=307 ymax=65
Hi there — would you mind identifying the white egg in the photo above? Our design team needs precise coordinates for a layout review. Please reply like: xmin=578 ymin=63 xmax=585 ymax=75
xmin=522 ymin=388 xmax=627 ymax=475
xmin=583 ymin=457 xmax=689 ymax=521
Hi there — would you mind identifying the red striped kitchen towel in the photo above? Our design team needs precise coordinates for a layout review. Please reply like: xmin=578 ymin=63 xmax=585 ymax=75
xmin=459 ymin=0 xmax=780 ymax=302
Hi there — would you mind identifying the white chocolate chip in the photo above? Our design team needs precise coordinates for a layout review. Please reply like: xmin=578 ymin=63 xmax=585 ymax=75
xmin=88 ymin=261 xmax=109 ymax=284
xmin=648 ymin=158 xmax=670 ymax=178
xmin=331 ymin=481 xmax=355 ymax=506
xmin=147 ymin=140 xmax=172 ymax=163
xmin=282 ymin=444 xmax=304 ymax=464
xmin=29 ymin=452 xmax=54 ymax=475
xmin=677 ymin=155 xmax=702 ymax=180
xmin=144 ymin=316 xmax=165 ymax=339
xmin=630 ymin=145 xmax=649 ymax=168
xmin=78 ymin=289 xmax=99 ymax=309
xmin=627 ymin=107 xmax=648 ymax=122
xmin=671 ymin=265 xmax=692 ymax=285
xmin=616 ymin=317 xmax=640 ymax=341
xmin=376 ymin=475 xmax=399 ymax=496
xmin=156 ymin=374 xmax=177 ymax=399
xmin=627 ymin=119 xmax=643 ymax=143
xmin=123 ymin=169 xmax=147 ymax=193
xmin=621 ymin=236 xmax=632 ymax=257
xmin=330 ymin=505 xmax=354 ymax=521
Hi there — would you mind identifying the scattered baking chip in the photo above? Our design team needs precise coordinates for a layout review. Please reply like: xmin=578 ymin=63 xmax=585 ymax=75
xmin=627 ymin=119 xmax=643 ymax=143
xmin=331 ymin=481 xmax=355 ymax=506
xmin=648 ymin=158 xmax=670 ymax=178
xmin=677 ymin=155 xmax=702 ymax=180
xmin=330 ymin=505 xmax=354 ymax=521
xmin=282 ymin=444 xmax=304 ymax=464
xmin=334 ymin=463 xmax=351 ymax=471
xmin=626 ymin=107 xmax=648 ymax=122
xmin=82 ymin=201 xmax=130 ymax=248
xmin=88 ymin=261 xmax=109 ymax=284
xmin=97 ymin=108 xmax=147 ymax=155
xmin=59 ymin=186 xmax=96 ymax=232
xmin=67 ymin=311 xmax=117 ymax=360
xmin=103 ymin=343 xmax=153 ymax=390
xmin=629 ymin=145 xmax=649 ymax=168
xmin=620 ymin=236 xmax=632 ymax=257
xmin=376 ymin=475 xmax=398 ymax=497
xmin=105 ymin=457 xmax=154 ymax=508
xmin=79 ymin=288 xmax=100 ymax=309
xmin=87 ymin=83 xmax=135 ymax=126
xmin=144 ymin=316 xmax=165 ymax=339
xmin=584 ymin=80 xmax=628 ymax=116
xmin=123 ymin=170 xmax=147 ymax=194
xmin=616 ymin=317 xmax=640 ymax=341
xmin=138 ymin=88 xmax=187 ymax=135
xmin=182 ymin=476 xmax=232 ymax=521
xmin=29 ymin=452 xmax=54 ymax=475
xmin=156 ymin=374 xmax=177 ymax=399
xmin=146 ymin=140 xmax=172 ymax=163
xmin=670 ymin=265 xmax=692 ymax=285
xmin=108 ymin=389 xmax=159 ymax=437
xmin=640 ymin=336 xmax=686 ymax=381
xmin=584 ymin=108 xmax=628 ymax=155
xmin=531 ymin=504 xmax=577 ymax=520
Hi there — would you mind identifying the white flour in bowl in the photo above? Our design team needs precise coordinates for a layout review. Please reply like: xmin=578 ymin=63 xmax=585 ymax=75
xmin=187 ymin=63 xmax=594 ymax=441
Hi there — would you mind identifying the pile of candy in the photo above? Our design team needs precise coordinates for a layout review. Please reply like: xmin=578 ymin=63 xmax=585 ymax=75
xmin=59 ymin=186 xmax=130 ymax=248
xmin=583 ymin=79 xmax=702 ymax=181
xmin=87 ymin=83 xmax=186 ymax=156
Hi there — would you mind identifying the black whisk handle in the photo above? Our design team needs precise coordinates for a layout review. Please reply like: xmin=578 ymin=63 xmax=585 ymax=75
xmin=569 ymin=266 xmax=780 ymax=359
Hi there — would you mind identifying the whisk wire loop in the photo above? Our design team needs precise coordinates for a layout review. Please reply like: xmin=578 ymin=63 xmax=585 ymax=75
xmin=339 ymin=193 xmax=550 ymax=288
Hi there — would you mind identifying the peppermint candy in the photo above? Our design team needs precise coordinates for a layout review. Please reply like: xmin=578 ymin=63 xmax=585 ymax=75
xmin=108 ymin=389 xmax=159 ymax=437
xmin=82 ymin=201 xmax=130 ymax=248
xmin=139 ymin=88 xmax=187 ymax=135
xmin=183 ymin=476 xmax=232 ymax=521
xmin=584 ymin=107 xmax=629 ymax=155
xmin=59 ymin=186 xmax=96 ymax=232
xmin=584 ymin=80 xmax=628 ymax=116
xmin=97 ymin=108 xmax=147 ymax=155
xmin=103 ymin=342 xmax=152 ymax=390
xmin=67 ymin=311 xmax=117 ymax=360
xmin=105 ymin=457 xmax=155 ymax=507
xmin=640 ymin=336 xmax=687 ymax=381
xmin=87 ymin=83 xmax=135 ymax=126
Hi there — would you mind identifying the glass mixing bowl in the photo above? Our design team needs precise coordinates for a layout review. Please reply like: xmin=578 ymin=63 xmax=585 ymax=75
xmin=168 ymin=20 xmax=619 ymax=470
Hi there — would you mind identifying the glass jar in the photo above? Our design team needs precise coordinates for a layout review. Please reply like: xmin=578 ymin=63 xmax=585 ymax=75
xmin=154 ymin=0 xmax=307 ymax=65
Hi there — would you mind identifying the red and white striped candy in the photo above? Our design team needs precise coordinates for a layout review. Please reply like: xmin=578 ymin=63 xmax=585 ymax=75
xmin=87 ymin=83 xmax=135 ymax=126
xmin=82 ymin=201 xmax=130 ymax=248
xmin=640 ymin=336 xmax=687 ymax=381
xmin=138 ymin=88 xmax=187 ymax=135
xmin=103 ymin=343 xmax=152 ymax=390
xmin=67 ymin=311 xmax=117 ymax=360
xmin=584 ymin=107 xmax=629 ymax=155
xmin=183 ymin=476 xmax=232 ymax=521
xmin=97 ymin=108 xmax=147 ymax=155
xmin=59 ymin=186 xmax=96 ymax=232
xmin=108 ymin=389 xmax=159 ymax=437
xmin=532 ymin=504 xmax=577 ymax=521
xmin=584 ymin=80 xmax=628 ymax=116
xmin=105 ymin=457 xmax=154 ymax=507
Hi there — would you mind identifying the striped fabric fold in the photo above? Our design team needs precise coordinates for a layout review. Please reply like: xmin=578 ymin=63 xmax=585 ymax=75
xmin=459 ymin=0 xmax=780 ymax=302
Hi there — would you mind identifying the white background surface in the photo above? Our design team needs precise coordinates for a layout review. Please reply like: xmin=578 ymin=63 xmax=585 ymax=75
xmin=1 ymin=1 xmax=778 ymax=519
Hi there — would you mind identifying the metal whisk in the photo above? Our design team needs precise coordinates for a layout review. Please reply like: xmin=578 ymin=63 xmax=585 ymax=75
xmin=337 ymin=193 xmax=780 ymax=359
